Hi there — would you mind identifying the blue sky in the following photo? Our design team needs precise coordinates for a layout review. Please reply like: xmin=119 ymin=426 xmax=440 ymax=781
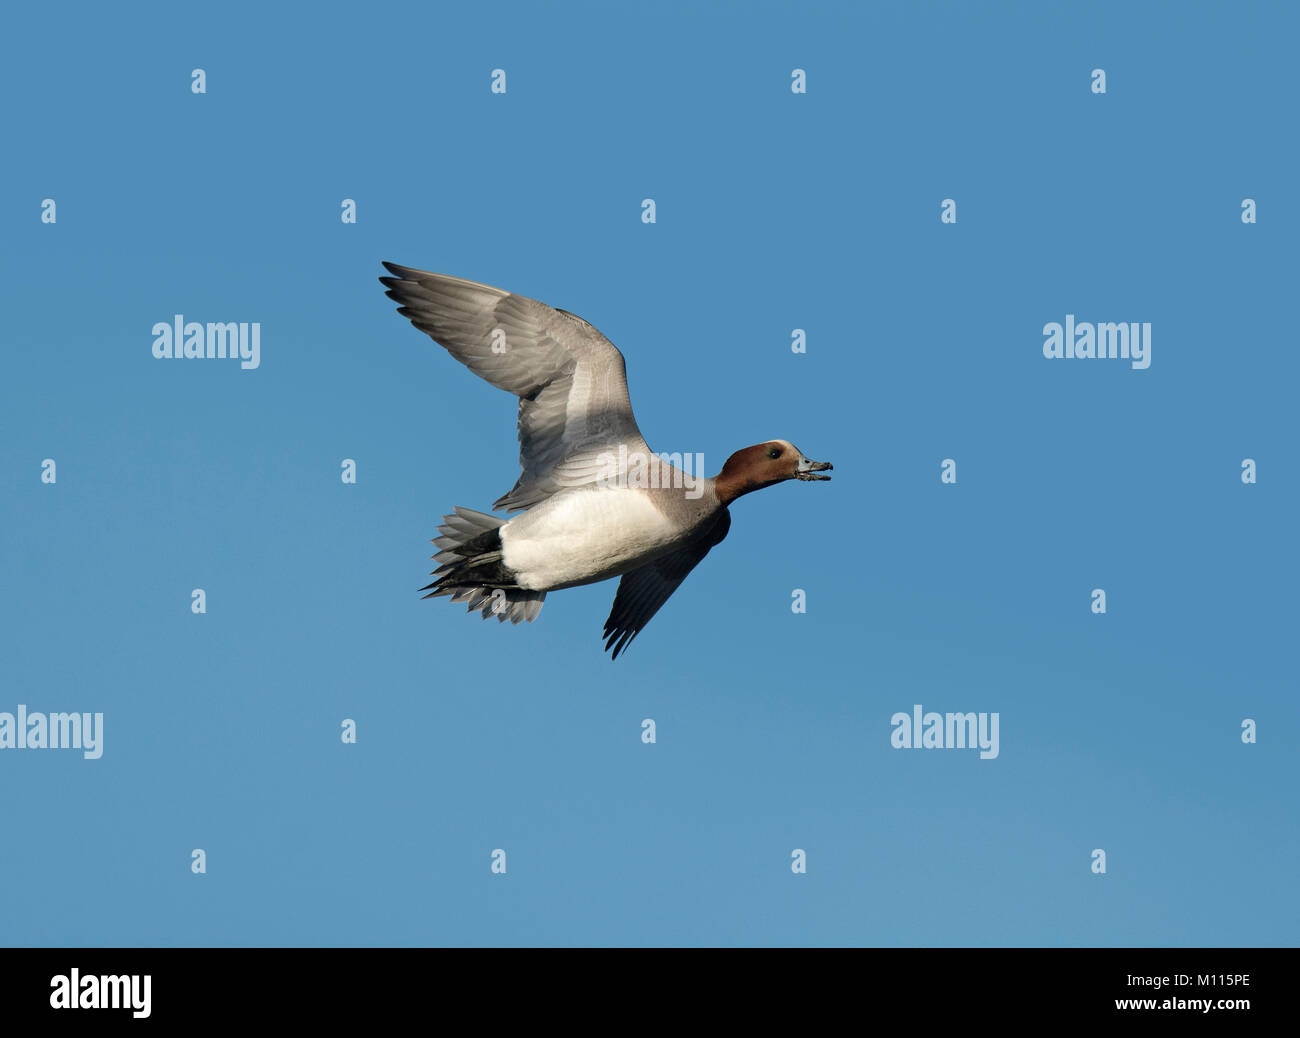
xmin=1 ymin=1 xmax=1296 ymax=946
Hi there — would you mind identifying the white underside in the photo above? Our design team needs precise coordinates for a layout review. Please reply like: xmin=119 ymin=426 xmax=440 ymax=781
xmin=501 ymin=488 xmax=695 ymax=591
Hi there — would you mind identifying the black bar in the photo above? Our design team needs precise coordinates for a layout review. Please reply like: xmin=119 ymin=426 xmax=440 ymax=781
xmin=0 ymin=947 xmax=1284 ymax=1025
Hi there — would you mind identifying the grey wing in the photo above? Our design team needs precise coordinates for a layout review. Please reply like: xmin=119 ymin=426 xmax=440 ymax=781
xmin=379 ymin=263 xmax=651 ymax=512
xmin=602 ymin=510 xmax=732 ymax=660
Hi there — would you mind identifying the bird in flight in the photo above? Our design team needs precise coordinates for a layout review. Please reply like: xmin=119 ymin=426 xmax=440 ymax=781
xmin=380 ymin=263 xmax=832 ymax=659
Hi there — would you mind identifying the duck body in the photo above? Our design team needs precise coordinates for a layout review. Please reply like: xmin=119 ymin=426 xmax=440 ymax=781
xmin=379 ymin=263 xmax=830 ymax=658
xmin=502 ymin=470 xmax=722 ymax=592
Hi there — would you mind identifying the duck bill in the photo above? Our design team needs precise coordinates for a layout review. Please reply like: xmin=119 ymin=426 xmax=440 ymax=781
xmin=796 ymin=458 xmax=833 ymax=481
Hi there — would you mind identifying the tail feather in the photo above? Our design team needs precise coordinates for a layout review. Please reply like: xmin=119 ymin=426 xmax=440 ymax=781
xmin=423 ymin=506 xmax=545 ymax=625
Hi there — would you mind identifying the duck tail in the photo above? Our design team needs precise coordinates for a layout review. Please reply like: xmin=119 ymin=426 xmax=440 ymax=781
xmin=421 ymin=506 xmax=546 ymax=624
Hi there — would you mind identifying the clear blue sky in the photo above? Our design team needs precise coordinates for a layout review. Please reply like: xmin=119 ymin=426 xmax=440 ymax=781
xmin=1 ymin=1 xmax=1296 ymax=946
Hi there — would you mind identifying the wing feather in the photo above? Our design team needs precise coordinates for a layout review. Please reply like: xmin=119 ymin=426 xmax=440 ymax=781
xmin=602 ymin=511 xmax=732 ymax=660
xmin=380 ymin=263 xmax=651 ymax=511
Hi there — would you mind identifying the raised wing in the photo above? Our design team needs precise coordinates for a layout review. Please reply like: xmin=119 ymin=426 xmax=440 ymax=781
xmin=380 ymin=263 xmax=651 ymax=512
xmin=602 ymin=510 xmax=732 ymax=660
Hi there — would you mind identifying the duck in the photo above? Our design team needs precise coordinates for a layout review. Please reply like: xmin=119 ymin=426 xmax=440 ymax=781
xmin=379 ymin=263 xmax=833 ymax=659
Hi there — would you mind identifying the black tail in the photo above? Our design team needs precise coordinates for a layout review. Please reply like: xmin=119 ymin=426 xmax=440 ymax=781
xmin=421 ymin=507 xmax=546 ymax=624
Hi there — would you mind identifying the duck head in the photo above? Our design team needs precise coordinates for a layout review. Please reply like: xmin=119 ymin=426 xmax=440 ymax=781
xmin=713 ymin=439 xmax=832 ymax=505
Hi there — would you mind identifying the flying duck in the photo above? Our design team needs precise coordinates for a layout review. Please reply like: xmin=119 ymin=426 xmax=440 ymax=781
xmin=379 ymin=263 xmax=832 ymax=659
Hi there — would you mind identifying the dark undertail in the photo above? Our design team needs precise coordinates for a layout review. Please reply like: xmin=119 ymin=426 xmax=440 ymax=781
xmin=423 ymin=506 xmax=546 ymax=625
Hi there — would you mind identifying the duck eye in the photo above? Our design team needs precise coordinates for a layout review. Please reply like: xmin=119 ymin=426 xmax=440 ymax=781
xmin=767 ymin=447 xmax=781 ymax=459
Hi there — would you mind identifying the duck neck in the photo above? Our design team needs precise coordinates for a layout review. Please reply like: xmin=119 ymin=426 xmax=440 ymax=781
xmin=712 ymin=467 xmax=760 ymax=507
